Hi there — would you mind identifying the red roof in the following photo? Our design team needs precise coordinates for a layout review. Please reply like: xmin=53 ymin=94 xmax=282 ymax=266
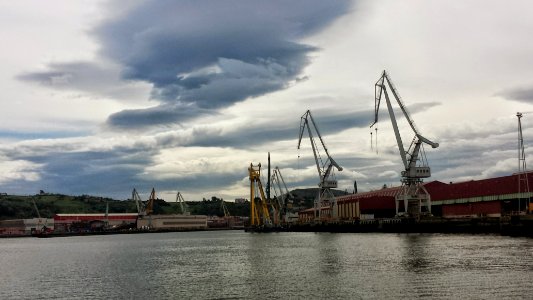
xmin=426 ymin=172 xmax=533 ymax=201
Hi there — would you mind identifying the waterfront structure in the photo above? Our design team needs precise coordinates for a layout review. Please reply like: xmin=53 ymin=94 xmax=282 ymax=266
xmin=137 ymin=214 xmax=207 ymax=230
xmin=299 ymin=172 xmax=533 ymax=222
xmin=53 ymin=213 xmax=138 ymax=232
xmin=0 ymin=218 xmax=54 ymax=236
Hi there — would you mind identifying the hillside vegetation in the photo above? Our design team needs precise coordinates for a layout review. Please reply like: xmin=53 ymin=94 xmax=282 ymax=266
xmin=0 ymin=188 xmax=348 ymax=220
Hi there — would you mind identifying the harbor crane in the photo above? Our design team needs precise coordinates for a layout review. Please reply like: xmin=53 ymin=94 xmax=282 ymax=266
xmin=176 ymin=191 xmax=189 ymax=214
xmin=132 ymin=188 xmax=146 ymax=216
xmin=370 ymin=70 xmax=439 ymax=217
xmin=271 ymin=166 xmax=294 ymax=223
xmin=249 ymin=163 xmax=272 ymax=227
xmin=31 ymin=197 xmax=48 ymax=233
xmin=132 ymin=188 xmax=156 ymax=216
xmin=298 ymin=110 xmax=343 ymax=220
xmin=220 ymin=200 xmax=231 ymax=217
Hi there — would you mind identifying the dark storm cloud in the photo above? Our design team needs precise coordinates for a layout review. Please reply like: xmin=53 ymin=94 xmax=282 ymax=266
xmin=18 ymin=0 xmax=350 ymax=127
xmin=4 ymin=146 xmax=158 ymax=198
xmin=107 ymin=103 xmax=214 ymax=128
xmin=496 ymin=85 xmax=533 ymax=103
xmin=73 ymin=0 xmax=351 ymax=128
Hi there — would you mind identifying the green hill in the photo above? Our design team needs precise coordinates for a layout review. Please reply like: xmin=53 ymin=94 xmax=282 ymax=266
xmin=0 ymin=193 xmax=251 ymax=220
xmin=0 ymin=188 xmax=347 ymax=220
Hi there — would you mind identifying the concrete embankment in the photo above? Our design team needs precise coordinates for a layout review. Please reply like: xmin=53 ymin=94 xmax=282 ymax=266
xmin=272 ymin=215 xmax=533 ymax=237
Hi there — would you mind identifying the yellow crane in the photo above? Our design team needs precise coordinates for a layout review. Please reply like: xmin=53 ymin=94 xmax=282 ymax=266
xmin=249 ymin=163 xmax=271 ymax=227
xmin=145 ymin=188 xmax=156 ymax=215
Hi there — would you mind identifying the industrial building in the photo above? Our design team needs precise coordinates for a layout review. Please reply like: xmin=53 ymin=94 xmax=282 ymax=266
xmin=137 ymin=214 xmax=207 ymax=230
xmin=0 ymin=218 xmax=54 ymax=236
xmin=53 ymin=213 xmax=138 ymax=232
xmin=299 ymin=172 xmax=533 ymax=222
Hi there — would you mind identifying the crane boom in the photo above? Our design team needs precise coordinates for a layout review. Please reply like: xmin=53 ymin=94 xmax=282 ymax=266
xmin=297 ymin=110 xmax=343 ymax=220
xmin=370 ymin=70 xmax=439 ymax=217
xmin=372 ymin=71 xmax=438 ymax=169
xmin=176 ymin=191 xmax=189 ymax=214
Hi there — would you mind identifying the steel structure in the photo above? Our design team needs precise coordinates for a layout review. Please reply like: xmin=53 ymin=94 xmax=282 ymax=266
xmin=176 ymin=191 xmax=189 ymax=214
xmin=298 ymin=110 xmax=343 ymax=220
xmin=517 ymin=112 xmax=531 ymax=213
xmin=145 ymin=188 xmax=156 ymax=215
xmin=221 ymin=200 xmax=231 ymax=217
xmin=370 ymin=70 xmax=439 ymax=217
xmin=132 ymin=188 xmax=145 ymax=216
xmin=132 ymin=188 xmax=156 ymax=216
xmin=249 ymin=163 xmax=272 ymax=227
xmin=31 ymin=197 xmax=48 ymax=231
xmin=270 ymin=166 xmax=294 ymax=223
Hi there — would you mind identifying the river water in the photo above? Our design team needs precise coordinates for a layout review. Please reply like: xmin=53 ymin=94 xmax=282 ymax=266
xmin=0 ymin=231 xmax=531 ymax=299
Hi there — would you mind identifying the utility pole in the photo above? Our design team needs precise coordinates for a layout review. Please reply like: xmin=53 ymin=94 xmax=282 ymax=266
xmin=517 ymin=112 xmax=530 ymax=213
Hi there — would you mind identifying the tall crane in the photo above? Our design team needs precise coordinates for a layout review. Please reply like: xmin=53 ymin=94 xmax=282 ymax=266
xmin=176 ymin=191 xmax=189 ymax=214
xmin=298 ymin=110 xmax=343 ymax=221
xmin=31 ymin=197 xmax=48 ymax=233
xmin=145 ymin=188 xmax=156 ymax=215
xmin=220 ymin=200 xmax=231 ymax=217
xmin=249 ymin=163 xmax=272 ymax=227
xmin=132 ymin=188 xmax=156 ymax=216
xmin=271 ymin=166 xmax=294 ymax=223
xmin=370 ymin=70 xmax=439 ymax=217
xmin=132 ymin=188 xmax=145 ymax=216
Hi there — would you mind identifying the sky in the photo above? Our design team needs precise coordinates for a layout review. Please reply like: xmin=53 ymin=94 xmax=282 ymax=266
xmin=1 ymin=0 xmax=533 ymax=202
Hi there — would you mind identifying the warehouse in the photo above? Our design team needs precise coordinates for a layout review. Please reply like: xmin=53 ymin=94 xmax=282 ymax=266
xmin=300 ymin=172 xmax=533 ymax=221
xmin=137 ymin=214 xmax=207 ymax=230
xmin=53 ymin=213 xmax=138 ymax=232
xmin=0 ymin=218 xmax=54 ymax=236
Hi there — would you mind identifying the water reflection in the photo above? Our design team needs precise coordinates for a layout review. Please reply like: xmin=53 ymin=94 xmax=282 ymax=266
xmin=317 ymin=233 xmax=342 ymax=276
xmin=401 ymin=234 xmax=431 ymax=273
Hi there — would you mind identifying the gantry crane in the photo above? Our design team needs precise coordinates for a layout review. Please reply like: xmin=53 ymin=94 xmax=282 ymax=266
xmin=298 ymin=110 xmax=343 ymax=220
xmin=370 ymin=70 xmax=439 ymax=217
xmin=132 ymin=188 xmax=145 ymax=215
xmin=31 ymin=197 xmax=48 ymax=233
xmin=249 ymin=163 xmax=272 ymax=227
xmin=176 ymin=191 xmax=189 ymax=214
xmin=220 ymin=200 xmax=231 ymax=217
xmin=271 ymin=166 xmax=294 ymax=223
xmin=145 ymin=188 xmax=156 ymax=215
xmin=132 ymin=187 xmax=156 ymax=216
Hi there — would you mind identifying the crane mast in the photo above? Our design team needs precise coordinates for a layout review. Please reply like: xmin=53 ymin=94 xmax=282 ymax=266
xmin=298 ymin=110 xmax=343 ymax=221
xmin=220 ymin=200 xmax=231 ymax=218
xmin=176 ymin=191 xmax=189 ymax=215
xmin=132 ymin=188 xmax=145 ymax=216
xmin=271 ymin=166 xmax=294 ymax=223
xmin=249 ymin=163 xmax=272 ymax=227
xmin=371 ymin=70 xmax=439 ymax=217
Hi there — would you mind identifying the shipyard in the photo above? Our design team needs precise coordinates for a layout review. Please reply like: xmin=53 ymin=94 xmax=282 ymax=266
xmin=2 ymin=1 xmax=533 ymax=299
xmin=2 ymin=71 xmax=532 ymax=238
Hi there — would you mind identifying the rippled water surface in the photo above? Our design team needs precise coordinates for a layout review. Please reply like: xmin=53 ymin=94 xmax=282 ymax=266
xmin=0 ymin=231 xmax=532 ymax=299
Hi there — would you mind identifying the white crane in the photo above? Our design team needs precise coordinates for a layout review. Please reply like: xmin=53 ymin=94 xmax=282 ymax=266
xmin=176 ymin=191 xmax=189 ymax=215
xmin=271 ymin=166 xmax=294 ymax=223
xmin=132 ymin=188 xmax=145 ymax=216
xmin=298 ymin=110 xmax=343 ymax=220
xmin=370 ymin=70 xmax=439 ymax=217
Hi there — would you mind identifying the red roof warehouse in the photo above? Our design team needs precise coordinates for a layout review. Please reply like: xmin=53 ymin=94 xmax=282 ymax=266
xmin=299 ymin=172 xmax=533 ymax=221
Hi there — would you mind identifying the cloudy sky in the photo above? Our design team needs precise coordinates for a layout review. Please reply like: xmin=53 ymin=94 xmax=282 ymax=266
xmin=1 ymin=0 xmax=533 ymax=202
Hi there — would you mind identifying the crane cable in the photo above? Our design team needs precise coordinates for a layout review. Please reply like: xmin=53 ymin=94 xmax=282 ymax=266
xmin=371 ymin=127 xmax=378 ymax=154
